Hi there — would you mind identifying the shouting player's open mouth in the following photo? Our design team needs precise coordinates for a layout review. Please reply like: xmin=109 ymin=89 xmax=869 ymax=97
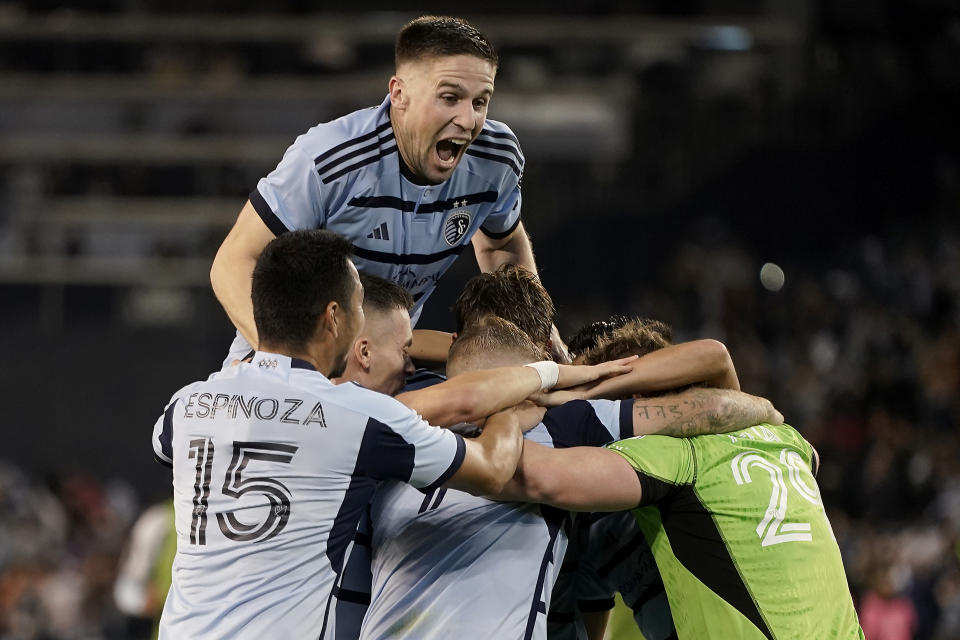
xmin=435 ymin=137 xmax=468 ymax=170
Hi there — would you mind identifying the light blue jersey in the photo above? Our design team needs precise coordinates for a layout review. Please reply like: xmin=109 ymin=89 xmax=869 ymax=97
xmin=358 ymin=399 xmax=635 ymax=640
xmin=227 ymin=96 xmax=524 ymax=363
xmin=151 ymin=352 xmax=465 ymax=640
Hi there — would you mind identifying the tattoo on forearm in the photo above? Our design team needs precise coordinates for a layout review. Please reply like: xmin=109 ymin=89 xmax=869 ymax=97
xmin=633 ymin=389 xmax=770 ymax=437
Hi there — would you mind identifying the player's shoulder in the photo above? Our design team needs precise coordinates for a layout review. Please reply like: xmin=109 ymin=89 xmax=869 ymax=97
xmin=478 ymin=118 xmax=522 ymax=151
xmin=293 ymin=99 xmax=392 ymax=162
xmin=161 ymin=371 xmax=224 ymax=409
xmin=325 ymin=381 xmax=424 ymax=430
xmin=544 ymin=398 xmax=617 ymax=424
xmin=464 ymin=118 xmax=525 ymax=180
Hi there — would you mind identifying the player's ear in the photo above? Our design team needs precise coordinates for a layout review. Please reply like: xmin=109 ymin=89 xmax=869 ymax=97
xmin=322 ymin=300 xmax=340 ymax=338
xmin=355 ymin=337 xmax=372 ymax=371
xmin=389 ymin=76 xmax=407 ymax=109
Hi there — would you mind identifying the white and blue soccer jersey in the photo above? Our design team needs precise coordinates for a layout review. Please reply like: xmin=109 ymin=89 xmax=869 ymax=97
xmin=358 ymin=399 xmax=635 ymax=640
xmin=226 ymin=96 xmax=525 ymax=362
xmin=151 ymin=352 xmax=465 ymax=640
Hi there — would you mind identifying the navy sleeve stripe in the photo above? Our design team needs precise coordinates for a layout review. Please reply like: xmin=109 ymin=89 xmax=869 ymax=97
xmin=353 ymin=243 xmax=466 ymax=266
xmin=317 ymin=133 xmax=395 ymax=177
xmin=321 ymin=145 xmax=398 ymax=184
xmin=471 ymin=138 xmax=523 ymax=164
xmin=158 ymin=401 xmax=176 ymax=463
xmin=577 ymin=597 xmax=616 ymax=613
xmin=543 ymin=400 xmax=616 ymax=448
xmin=465 ymin=149 xmax=521 ymax=177
xmin=422 ymin=433 xmax=465 ymax=492
xmin=619 ymin=399 xmax=634 ymax=440
xmin=153 ymin=451 xmax=173 ymax=468
xmin=314 ymin=120 xmax=393 ymax=165
xmin=480 ymin=128 xmax=520 ymax=147
xmin=480 ymin=212 xmax=521 ymax=239
xmin=249 ymin=188 xmax=291 ymax=236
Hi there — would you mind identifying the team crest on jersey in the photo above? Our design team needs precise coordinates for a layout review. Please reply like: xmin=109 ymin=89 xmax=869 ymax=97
xmin=443 ymin=211 xmax=471 ymax=246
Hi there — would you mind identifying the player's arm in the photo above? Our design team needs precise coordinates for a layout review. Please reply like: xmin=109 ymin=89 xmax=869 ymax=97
xmin=472 ymin=220 xmax=537 ymax=276
xmin=496 ymin=441 xmax=643 ymax=511
xmin=585 ymin=339 xmax=740 ymax=398
xmin=409 ymin=329 xmax=453 ymax=365
xmin=443 ymin=408 xmax=523 ymax=496
xmin=630 ymin=387 xmax=783 ymax=437
xmin=396 ymin=358 xmax=637 ymax=427
xmin=210 ymin=200 xmax=275 ymax=347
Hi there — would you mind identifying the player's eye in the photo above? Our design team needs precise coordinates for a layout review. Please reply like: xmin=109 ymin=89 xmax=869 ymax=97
xmin=473 ymin=98 xmax=488 ymax=109
xmin=441 ymin=94 xmax=458 ymax=104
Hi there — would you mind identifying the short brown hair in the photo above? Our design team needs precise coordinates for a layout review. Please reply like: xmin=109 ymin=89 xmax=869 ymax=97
xmin=252 ymin=230 xmax=355 ymax=351
xmin=396 ymin=16 xmax=498 ymax=69
xmin=359 ymin=272 xmax=413 ymax=314
xmin=448 ymin=316 xmax=546 ymax=375
xmin=577 ymin=317 xmax=673 ymax=365
xmin=454 ymin=264 xmax=554 ymax=346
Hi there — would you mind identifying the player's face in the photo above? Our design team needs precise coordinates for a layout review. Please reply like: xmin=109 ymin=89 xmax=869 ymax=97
xmin=331 ymin=263 xmax=365 ymax=378
xmin=364 ymin=307 xmax=415 ymax=397
xmin=390 ymin=55 xmax=496 ymax=185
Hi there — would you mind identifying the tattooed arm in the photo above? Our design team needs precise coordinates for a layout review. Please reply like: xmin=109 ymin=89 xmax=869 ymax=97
xmin=630 ymin=387 xmax=783 ymax=437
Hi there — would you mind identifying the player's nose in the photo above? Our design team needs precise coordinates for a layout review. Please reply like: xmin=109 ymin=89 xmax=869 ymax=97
xmin=451 ymin=101 xmax=476 ymax=133
xmin=403 ymin=355 xmax=416 ymax=377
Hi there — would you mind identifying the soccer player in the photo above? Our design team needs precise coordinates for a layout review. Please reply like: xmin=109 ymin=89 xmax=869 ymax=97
xmin=500 ymin=322 xmax=865 ymax=639
xmin=210 ymin=15 xmax=568 ymax=365
xmin=331 ymin=274 xmax=637 ymax=639
xmin=150 ymin=230 xmax=528 ymax=639
xmin=549 ymin=318 xmax=685 ymax=640
xmin=358 ymin=318 xmax=782 ymax=640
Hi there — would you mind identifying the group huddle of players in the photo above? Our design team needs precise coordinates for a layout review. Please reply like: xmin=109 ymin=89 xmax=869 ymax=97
xmin=150 ymin=14 xmax=865 ymax=639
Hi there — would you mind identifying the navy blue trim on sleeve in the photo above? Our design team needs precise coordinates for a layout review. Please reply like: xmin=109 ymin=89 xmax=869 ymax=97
xmin=249 ymin=188 xmax=291 ymax=237
xmin=619 ymin=398 xmax=635 ymax=440
xmin=158 ymin=401 xmax=176 ymax=463
xmin=422 ymin=433 xmax=466 ymax=492
xmin=543 ymin=400 xmax=617 ymax=448
xmin=480 ymin=211 xmax=521 ymax=239
xmin=465 ymin=149 xmax=521 ymax=176
xmin=153 ymin=452 xmax=173 ymax=468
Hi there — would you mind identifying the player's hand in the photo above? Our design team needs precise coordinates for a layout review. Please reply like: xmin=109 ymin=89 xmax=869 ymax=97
xmin=764 ymin=400 xmax=785 ymax=425
xmin=554 ymin=356 xmax=638 ymax=390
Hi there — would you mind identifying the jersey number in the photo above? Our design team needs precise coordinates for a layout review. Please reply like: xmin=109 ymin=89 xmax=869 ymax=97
xmin=730 ymin=448 xmax=823 ymax=547
xmin=188 ymin=439 xmax=299 ymax=545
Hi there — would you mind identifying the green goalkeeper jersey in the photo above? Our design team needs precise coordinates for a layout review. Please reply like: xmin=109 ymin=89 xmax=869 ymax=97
xmin=607 ymin=424 xmax=863 ymax=640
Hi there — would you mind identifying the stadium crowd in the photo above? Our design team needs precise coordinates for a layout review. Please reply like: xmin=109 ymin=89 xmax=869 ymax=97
xmin=0 ymin=212 xmax=956 ymax=639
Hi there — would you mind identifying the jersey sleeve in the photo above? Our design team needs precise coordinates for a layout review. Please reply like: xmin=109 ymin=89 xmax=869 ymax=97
xmin=478 ymin=126 xmax=524 ymax=239
xmin=606 ymin=436 xmax=696 ymax=506
xmin=151 ymin=398 xmax=177 ymax=467
xmin=250 ymin=142 xmax=325 ymax=236
xmin=358 ymin=406 xmax=466 ymax=491
xmin=542 ymin=399 xmax=632 ymax=448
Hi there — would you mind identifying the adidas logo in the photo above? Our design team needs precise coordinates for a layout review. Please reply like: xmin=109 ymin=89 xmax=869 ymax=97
xmin=367 ymin=222 xmax=390 ymax=241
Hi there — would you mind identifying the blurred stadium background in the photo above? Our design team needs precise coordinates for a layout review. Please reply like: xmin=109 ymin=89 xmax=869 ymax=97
xmin=0 ymin=0 xmax=958 ymax=638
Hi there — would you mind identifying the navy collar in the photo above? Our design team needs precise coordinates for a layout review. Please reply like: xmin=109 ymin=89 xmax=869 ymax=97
xmin=290 ymin=357 xmax=316 ymax=371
